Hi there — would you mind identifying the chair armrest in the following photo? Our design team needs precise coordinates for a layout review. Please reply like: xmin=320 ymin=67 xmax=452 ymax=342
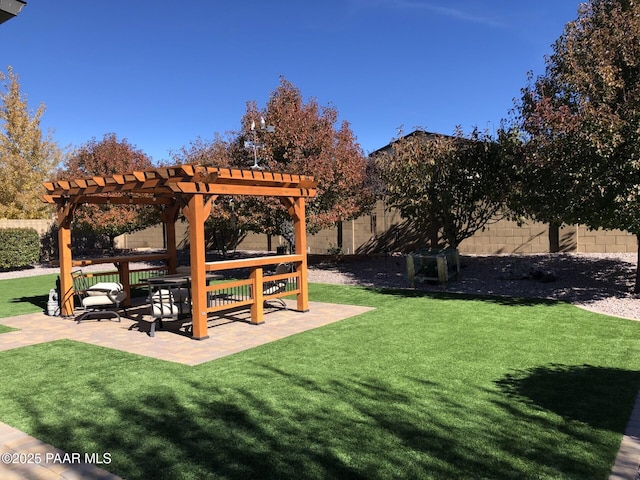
xmin=87 ymin=282 xmax=124 ymax=295
xmin=87 ymin=284 xmax=126 ymax=304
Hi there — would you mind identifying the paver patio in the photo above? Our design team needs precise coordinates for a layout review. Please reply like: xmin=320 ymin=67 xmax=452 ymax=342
xmin=0 ymin=300 xmax=373 ymax=365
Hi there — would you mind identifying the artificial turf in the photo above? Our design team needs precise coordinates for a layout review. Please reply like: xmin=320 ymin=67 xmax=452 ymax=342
xmin=0 ymin=279 xmax=639 ymax=479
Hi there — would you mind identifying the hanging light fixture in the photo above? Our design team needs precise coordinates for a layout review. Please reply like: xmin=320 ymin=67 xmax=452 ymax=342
xmin=245 ymin=116 xmax=275 ymax=169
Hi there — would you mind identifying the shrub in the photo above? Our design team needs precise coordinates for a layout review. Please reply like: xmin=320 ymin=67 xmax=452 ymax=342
xmin=40 ymin=222 xmax=58 ymax=263
xmin=327 ymin=243 xmax=344 ymax=255
xmin=0 ymin=228 xmax=40 ymax=270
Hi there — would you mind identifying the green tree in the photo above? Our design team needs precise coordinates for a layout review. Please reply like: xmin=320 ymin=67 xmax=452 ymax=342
xmin=0 ymin=66 xmax=62 ymax=218
xmin=374 ymin=128 xmax=512 ymax=249
xmin=514 ymin=0 xmax=640 ymax=290
xmin=58 ymin=133 xmax=158 ymax=250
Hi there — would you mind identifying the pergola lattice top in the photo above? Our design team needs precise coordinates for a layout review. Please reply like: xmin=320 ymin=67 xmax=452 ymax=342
xmin=42 ymin=164 xmax=317 ymax=205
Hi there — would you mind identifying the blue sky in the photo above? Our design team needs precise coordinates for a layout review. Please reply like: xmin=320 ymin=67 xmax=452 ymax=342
xmin=2 ymin=1 xmax=580 ymax=162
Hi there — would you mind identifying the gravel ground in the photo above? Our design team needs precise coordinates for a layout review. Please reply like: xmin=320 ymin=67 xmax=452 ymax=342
xmin=2 ymin=252 xmax=639 ymax=320
xmin=307 ymin=252 xmax=640 ymax=321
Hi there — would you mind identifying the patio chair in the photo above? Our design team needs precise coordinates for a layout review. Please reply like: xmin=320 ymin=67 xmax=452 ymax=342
xmin=148 ymin=286 xmax=187 ymax=337
xmin=71 ymin=270 xmax=127 ymax=323
xmin=263 ymin=263 xmax=290 ymax=310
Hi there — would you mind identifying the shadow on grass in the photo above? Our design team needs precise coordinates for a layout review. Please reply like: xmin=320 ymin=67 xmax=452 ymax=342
xmin=310 ymin=253 xmax=639 ymax=304
xmin=10 ymin=293 xmax=48 ymax=310
xmin=495 ymin=363 xmax=640 ymax=431
xmin=10 ymin=358 xmax=629 ymax=480
xmin=363 ymin=285 xmax=564 ymax=308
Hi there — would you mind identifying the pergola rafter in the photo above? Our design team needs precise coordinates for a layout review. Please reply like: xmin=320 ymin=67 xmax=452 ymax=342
xmin=43 ymin=164 xmax=318 ymax=340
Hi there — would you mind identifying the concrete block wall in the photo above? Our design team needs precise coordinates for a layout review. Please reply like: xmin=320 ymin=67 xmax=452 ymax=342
xmin=234 ymin=232 xmax=272 ymax=252
xmin=9 ymin=201 xmax=638 ymax=256
xmin=457 ymin=219 xmax=551 ymax=254
xmin=114 ymin=223 xmax=190 ymax=249
xmin=234 ymin=231 xmax=328 ymax=254
xmin=115 ymin=224 xmax=164 ymax=249
xmin=340 ymin=218 xmax=370 ymax=255
xmin=0 ymin=218 xmax=54 ymax=235
xmin=576 ymin=226 xmax=637 ymax=253
xmin=308 ymin=228 xmax=338 ymax=254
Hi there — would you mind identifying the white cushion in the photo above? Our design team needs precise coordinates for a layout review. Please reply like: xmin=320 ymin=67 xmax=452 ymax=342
xmin=86 ymin=282 xmax=124 ymax=296
xmin=82 ymin=290 xmax=126 ymax=307
xmin=264 ymin=282 xmax=286 ymax=295
xmin=152 ymin=303 xmax=179 ymax=316
xmin=151 ymin=289 xmax=174 ymax=302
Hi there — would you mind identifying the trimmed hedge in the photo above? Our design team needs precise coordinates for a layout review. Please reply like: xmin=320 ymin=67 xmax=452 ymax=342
xmin=0 ymin=228 xmax=40 ymax=270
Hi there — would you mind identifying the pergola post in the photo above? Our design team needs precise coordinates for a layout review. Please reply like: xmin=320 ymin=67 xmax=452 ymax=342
xmin=293 ymin=197 xmax=309 ymax=312
xmin=183 ymin=194 xmax=209 ymax=340
xmin=250 ymin=267 xmax=264 ymax=324
xmin=57 ymin=202 xmax=75 ymax=317
xmin=162 ymin=204 xmax=179 ymax=274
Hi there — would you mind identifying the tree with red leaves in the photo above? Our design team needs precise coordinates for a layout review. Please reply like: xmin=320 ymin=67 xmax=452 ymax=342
xmin=59 ymin=133 xmax=158 ymax=250
xmin=513 ymin=0 xmax=640 ymax=290
xmin=174 ymin=78 xmax=373 ymax=249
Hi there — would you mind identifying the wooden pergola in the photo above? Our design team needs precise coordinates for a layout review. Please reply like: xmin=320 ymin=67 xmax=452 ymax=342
xmin=42 ymin=164 xmax=317 ymax=340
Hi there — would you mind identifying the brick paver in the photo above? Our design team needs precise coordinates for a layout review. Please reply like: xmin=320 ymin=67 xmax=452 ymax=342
xmin=610 ymin=392 xmax=640 ymax=480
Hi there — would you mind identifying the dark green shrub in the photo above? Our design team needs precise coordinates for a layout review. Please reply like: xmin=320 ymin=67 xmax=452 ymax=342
xmin=40 ymin=222 xmax=58 ymax=263
xmin=0 ymin=228 xmax=40 ymax=270
xmin=40 ymin=223 xmax=113 ymax=262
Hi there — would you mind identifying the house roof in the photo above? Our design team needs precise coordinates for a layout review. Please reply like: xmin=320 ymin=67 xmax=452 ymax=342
xmin=0 ymin=0 xmax=26 ymax=25
xmin=369 ymin=130 xmax=455 ymax=157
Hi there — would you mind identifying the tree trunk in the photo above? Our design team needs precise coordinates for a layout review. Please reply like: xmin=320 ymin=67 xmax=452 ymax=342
xmin=636 ymin=235 xmax=640 ymax=294
xmin=549 ymin=222 xmax=560 ymax=253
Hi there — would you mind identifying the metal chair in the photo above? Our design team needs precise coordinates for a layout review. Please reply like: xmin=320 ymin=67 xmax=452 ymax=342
xmin=71 ymin=270 xmax=127 ymax=323
xmin=263 ymin=263 xmax=291 ymax=309
xmin=147 ymin=284 xmax=189 ymax=337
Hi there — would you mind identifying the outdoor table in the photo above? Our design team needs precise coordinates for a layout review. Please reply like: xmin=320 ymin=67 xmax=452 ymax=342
xmin=146 ymin=272 xmax=224 ymax=317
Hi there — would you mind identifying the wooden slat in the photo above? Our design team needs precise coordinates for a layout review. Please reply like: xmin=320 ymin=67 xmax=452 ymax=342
xmin=206 ymin=299 xmax=254 ymax=313
xmin=206 ymin=278 xmax=253 ymax=291
xmin=265 ymin=288 xmax=300 ymax=300
xmin=205 ymin=254 xmax=304 ymax=271
xmin=171 ymin=182 xmax=316 ymax=197
xmin=69 ymin=253 xmax=171 ymax=266
xmin=133 ymin=171 xmax=147 ymax=182
xmin=47 ymin=168 xmax=317 ymax=193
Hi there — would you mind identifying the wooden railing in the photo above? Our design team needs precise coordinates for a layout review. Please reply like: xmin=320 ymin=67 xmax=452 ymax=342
xmin=70 ymin=253 xmax=171 ymax=306
xmin=78 ymin=266 xmax=170 ymax=289
xmin=64 ymin=252 xmax=306 ymax=325
xmin=204 ymin=254 xmax=303 ymax=323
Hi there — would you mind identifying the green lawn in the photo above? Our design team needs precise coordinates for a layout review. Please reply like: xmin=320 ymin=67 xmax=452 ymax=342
xmin=0 ymin=273 xmax=58 ymax=318
xmin=0 ymin=277 xmax=639 ymax=479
